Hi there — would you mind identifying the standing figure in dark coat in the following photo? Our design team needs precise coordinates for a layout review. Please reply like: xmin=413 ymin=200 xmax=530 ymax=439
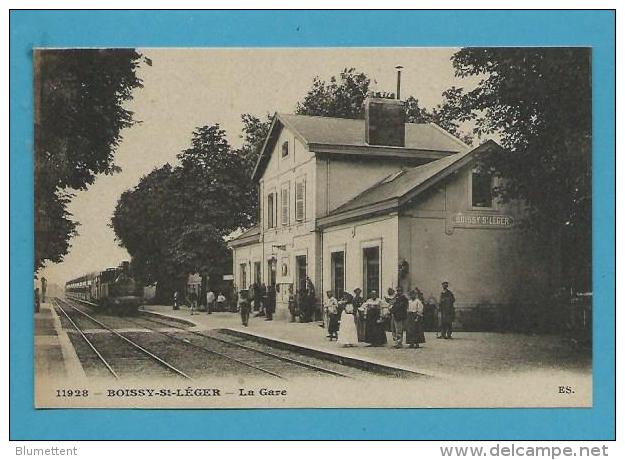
xmin=438 ymin=281 xmax=456 ymax=339
xmin=352 ymin=288 xmax=366 ymax=342
xmin=288 ymin=286 xmax=298 ymax=322
xmin=305 ymin=277 xmax=317 ymax=322
xmin=298 ymin=288 xmax=308 ymax=322
xmin=250 ymin=283 xmax=259 ymax=311
xmin=255 ymin=283 xmax=266 ymax=317
xmin=390 ymin=287 xmax=408 ymax=348
xmin=385 ymin=287 xmax=397 ymax=339
xmin=364 ymin=290 xmax=387 ymax=346
xmin=265 ymin=285 xmax=276 ymax=321
xmin=238 ymin=289 xmax=251 ymax=326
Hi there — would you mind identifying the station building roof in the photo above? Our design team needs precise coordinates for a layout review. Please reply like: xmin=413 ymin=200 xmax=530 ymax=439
xmin=317 ymin=140 xmax=503 ymax=228
xmin=251 ymin=113 xmax=468 ymax=181
xmin=227 ymin=225 xmax=260 ymax=248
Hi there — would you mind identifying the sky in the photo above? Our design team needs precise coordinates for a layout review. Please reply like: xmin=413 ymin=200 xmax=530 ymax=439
xmin=40 ymin=47 xmax=476 ymax=286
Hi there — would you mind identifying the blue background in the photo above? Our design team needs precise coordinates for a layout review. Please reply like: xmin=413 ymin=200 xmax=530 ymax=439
xmin=10 ymin=10 xmax=615 ymax=440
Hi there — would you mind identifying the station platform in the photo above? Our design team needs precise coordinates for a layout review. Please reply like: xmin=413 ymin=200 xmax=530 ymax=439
xmin=142 ymin=304 xmax=592 ymax=380
xmin=35 ymin=302 xmax=85 ymax=381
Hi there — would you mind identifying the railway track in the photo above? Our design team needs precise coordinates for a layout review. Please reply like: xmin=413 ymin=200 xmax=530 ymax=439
xmin=54 ymin=297 xmax=191 ymax=380
xmin=127 ymin=314 xmax=353 ymax=379
xmin=56 ymin=297 xmax=356 ymax=380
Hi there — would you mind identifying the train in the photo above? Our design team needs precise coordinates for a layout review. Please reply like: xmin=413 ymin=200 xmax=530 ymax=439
xmin=65 ymin=261 xmax=143 ymax=314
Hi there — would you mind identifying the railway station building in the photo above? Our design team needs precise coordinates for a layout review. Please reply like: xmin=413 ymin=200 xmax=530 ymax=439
xmin=228 ymin=95 xmax=558 ymax=326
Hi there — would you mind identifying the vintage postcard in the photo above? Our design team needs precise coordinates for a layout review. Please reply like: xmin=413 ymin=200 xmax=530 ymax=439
xmin=33 ymin=47 xmax=592 ymax=409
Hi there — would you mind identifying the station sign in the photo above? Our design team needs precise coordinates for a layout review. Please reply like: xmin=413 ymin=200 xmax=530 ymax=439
xmin=446 ymin=213 xmax=514 ymax=234
xmin=453 ymin=213 xmax=514 ymax=227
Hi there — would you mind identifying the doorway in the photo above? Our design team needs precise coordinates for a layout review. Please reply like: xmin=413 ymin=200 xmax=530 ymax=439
xmin=295 ymin=255 xmax=307 ymax=293
xmin=362 ymin=246 xmax=380 ymax=297
xmin=267 ymin=259 xmax=277 ymax=287
xmin=331 ymin=251 xmax=345 ymax=298
xmin=254 ymin=261 xmax=262 ymax=285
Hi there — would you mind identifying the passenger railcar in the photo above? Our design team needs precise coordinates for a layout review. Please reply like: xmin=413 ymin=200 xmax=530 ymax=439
xmin=65 ymin=261 xmax=143 ymax=314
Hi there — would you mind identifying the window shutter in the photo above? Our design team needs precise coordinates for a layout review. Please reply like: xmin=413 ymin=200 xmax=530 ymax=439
xmin=281 ymin=186 xmax=289 ymax=226
xmin=295 ymin=180 xmax=306 ymax=221
xmin=267 ymin=193 xmax=274 ymax=228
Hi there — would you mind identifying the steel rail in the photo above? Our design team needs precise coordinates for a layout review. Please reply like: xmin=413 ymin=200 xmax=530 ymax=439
xmin=58 ymin=297 xmax=192 ymax=380
xmin=122 ymin=316 xmax=286 ymax=380
xmin=138 ymin=314 xmax=353 ymax=379
xmin=53 ymin=298 xmax=120 ymax=379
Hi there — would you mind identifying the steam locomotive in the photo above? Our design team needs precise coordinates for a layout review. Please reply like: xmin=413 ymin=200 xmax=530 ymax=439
xmin=65 ymin=261 xmax=143 ymax=314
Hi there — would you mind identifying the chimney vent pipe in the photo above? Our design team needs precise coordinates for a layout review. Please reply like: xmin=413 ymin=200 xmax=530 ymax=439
xmin=395 ymin=65 xmax=404 ymax=100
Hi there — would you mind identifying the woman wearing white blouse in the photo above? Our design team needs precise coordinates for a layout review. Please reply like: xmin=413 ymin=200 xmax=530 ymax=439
xmin=406 ymin=290 xmax=426 ymax=348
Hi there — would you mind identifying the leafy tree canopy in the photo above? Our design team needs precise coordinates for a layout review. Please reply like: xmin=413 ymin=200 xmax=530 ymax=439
xmin=449 ymin=47 xmax=591 ymax=290
xmin=296 ymin=68 xmax=371 ymax=119
xmin=112 ymin=125 xmax=253 ymax=298
xmin=35 ymin=49 xmax=147 ymax=271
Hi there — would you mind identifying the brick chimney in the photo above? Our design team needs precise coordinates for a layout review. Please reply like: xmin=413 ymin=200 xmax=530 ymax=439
xmin=365 ymin=92 xmax=405 ymax=147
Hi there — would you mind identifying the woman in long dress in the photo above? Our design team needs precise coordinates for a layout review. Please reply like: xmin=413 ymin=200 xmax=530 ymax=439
xmin=337 ymin=295 xmax=358 ymax=347
xmin=352 ymin=288 xmax=366 ymax=342
xmin=406 ymin=290 xmax=426 ymax=348
xmin=364 ymin=291 xmax=388 ymax=346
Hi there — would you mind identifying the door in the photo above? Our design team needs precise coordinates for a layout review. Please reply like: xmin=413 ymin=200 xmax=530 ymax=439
xmin=331 ymin=251 xmax=345 ymax=298
xmin=363 ymin=246 xmax=380 ymax=297
xmin=267 ymin=259 xmax=277 ymax=287
xmin=295 ymin=255 xmax=308 ymax=292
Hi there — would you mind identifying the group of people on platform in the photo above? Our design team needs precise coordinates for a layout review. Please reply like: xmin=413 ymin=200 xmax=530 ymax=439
xmin=235 ymin=282 xmax=280 ymax=326
xmin=173 ymin=289 xmax=227 ymax=315
xmin=324 ymin=281 xmax=456 ymax=347
xmin=323 ymin=286 xmax=432 ymax=348
xmin=188 ymin=277 xmax=456 ymax=344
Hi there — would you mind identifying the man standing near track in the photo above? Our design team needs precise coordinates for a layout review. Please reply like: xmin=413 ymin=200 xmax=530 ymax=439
xmin=438 ymin=281 xmax=456 ymax=339
xmin=188 ymin=289 xmax=198 ymax=315
xmin=206 ymin=288 xmax=215 ymax=315
xmin=238 ymin=289 xmax=251 ymax=326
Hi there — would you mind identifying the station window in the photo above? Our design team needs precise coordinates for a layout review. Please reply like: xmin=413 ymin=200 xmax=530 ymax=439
xmin=268 ymin=259 xmax=277 ymax=287
xmin=295 ymin=255 xmax=307 ymax=292
xmin=281 ymin=184 xmax=289 ymax=226
xmin=239 ymin=263 xmax=247 ymax=289
xmin=471 ymin=169 xmax=494 ymax=208
xmin=331 ymin=251 xmax=345 ymax=299
xmin=267 ymin=193 xmax=276 ymax=228
xmin=281 ymin=141 xmax=289 ymax=158
xmin=254 ymin=262 xmax=262 ymax=284
xmin=363 ymin=246 xmax=380 ymax=298
xmin=295 ymin=179 xmax=306 ymax=222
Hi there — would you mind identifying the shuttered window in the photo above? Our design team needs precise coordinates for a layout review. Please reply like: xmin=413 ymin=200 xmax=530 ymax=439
xmin=267 ymin=193 xmax=275 ymax=228
xmin=281 ymin=141 xmax=289 ymax=158
xmin=281 ymin=184 xmax=289 ymax=226
xmin=295 ymin=179 xmax=306 ymax=222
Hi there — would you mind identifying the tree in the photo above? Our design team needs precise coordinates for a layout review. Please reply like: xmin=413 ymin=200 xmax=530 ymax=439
xmin=405 ymin=90 xmax=474 ymax=146
xmin=237 ymin=113 xmax=273 ymax=222
xmin=112 ymin=125 xmax=253 ymax=300
xmin=111 ymin=164 xmax=175 ymax=288
xmin=35 ymin=49 xmax=147 ymax=271
xmin=296 ymin=68 xmax=371 ymax=119
xmin=449 ymin=48 xmax=591 ymax=291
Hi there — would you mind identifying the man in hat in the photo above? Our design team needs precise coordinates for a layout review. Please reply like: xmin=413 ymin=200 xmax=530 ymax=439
xmin=238 ymin=289 xmax=251 ymax=326
xmin=438 ymin=281 xmax=456 ymax=339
